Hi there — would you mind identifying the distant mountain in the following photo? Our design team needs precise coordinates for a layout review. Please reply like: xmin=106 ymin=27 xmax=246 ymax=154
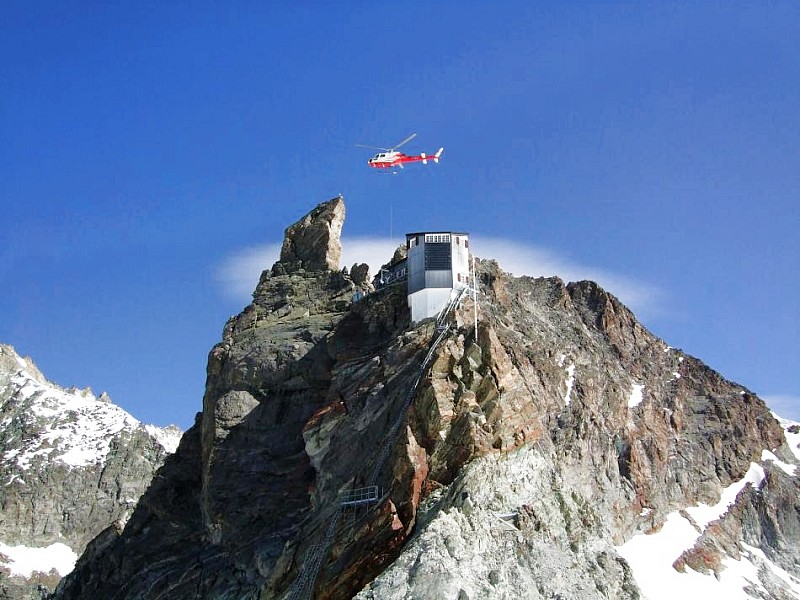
xmin=53 ymin=198 xmax=800 ymax=599
xmin=0 ymin=344 xmax=182 ymax=599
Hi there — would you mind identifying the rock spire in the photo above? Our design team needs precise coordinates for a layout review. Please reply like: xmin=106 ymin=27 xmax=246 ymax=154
xmin=277 ymin=196 xmax=345 ymax=273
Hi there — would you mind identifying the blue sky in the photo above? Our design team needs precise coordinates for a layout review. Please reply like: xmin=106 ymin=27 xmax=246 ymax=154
xmin=1 ymin=2 xmax=798 ymax=427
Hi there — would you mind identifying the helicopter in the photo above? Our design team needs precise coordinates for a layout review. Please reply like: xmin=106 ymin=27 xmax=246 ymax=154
xmin=358 ymin=133 xmax=443 ymax=171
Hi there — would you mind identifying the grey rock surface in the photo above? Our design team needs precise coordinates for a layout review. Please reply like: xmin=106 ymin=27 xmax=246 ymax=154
xmin=354 ymin=448 xmax=640 ymax=600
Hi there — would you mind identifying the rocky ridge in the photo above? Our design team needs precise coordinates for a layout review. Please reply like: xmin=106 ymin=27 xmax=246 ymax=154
xmin=54 ymin=197 xmax=800 ymax=599
xmin=354 ymin=270 xmax=799 ymax=599
xmin=0 ymin=344 xmax=182 ymax=599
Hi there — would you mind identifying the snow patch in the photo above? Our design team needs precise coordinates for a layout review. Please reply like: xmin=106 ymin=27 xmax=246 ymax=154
xmin=144 ymin=424 xmax=182 ymax=453
xmin=740 ymin=543 xmax=800 ymax=596
xmin=617 ymin=462 xmax=771 ymax=599
xmin=773 ymin=413 xmax=800 ymax=462
xmin=760 ymin=449 xmax=797 ymax=476
xmin=617 ymin=514 xmax=776 ymax=599
xmin=628 ymin=384 xmax=645 ymax=408
xmin=563 ymin=364 xmax=575 ymax=406
xmin=0 ymin=541 xmax=77 ymax=577
xmin=685 ymin=462 xmax=765 ymax=529
xmin=6 ymin=371 xmax=140 ymax=469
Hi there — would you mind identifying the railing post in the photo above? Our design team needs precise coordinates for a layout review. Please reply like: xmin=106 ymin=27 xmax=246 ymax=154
xmin=472 ymin=252 xmax=478 ymax=334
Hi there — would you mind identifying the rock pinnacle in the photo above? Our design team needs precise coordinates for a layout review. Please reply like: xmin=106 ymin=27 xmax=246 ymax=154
xmin=278 ymin=196 xmax=345 ymax=272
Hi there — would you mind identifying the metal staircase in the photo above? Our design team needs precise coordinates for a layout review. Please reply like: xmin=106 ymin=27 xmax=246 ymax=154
xmin=287 ymin=508 xmax=342 ymax=600
xmin=339 ymin=486 xmax=380 ymax=507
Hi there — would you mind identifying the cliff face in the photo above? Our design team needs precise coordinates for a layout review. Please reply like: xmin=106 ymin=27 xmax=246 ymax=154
xmin=0 ymin=344 xmax=181 ymax=600
xmin=54 ymin=197 xmax=799 ymax=600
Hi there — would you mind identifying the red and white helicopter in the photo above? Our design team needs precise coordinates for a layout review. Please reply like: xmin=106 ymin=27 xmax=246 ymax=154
xmin=358 ymin=133 xmax=443 ymax=171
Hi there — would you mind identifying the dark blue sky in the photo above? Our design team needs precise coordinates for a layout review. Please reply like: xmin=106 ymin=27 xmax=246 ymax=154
xmin=2 ymin=2 xmax=798 ymax=426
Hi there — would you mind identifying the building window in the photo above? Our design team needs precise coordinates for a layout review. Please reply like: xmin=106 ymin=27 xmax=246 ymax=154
xmin=425 ymin=233 xmax=451 ymax=244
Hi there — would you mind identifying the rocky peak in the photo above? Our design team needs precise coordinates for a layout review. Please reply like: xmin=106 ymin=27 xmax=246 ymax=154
xmin=276 ymin=196 xmax=345 ymax=274
xmin=0 ymin=343 xmax=183 ymax=599
xmin=0 ymin=344 xmax=44 ymax=385
xmin=54 ymin=200 xmax=799 ymax=600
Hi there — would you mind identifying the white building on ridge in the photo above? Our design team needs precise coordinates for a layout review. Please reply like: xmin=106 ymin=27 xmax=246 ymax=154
xmin=406 ymin=231 xmax=471 ymax=322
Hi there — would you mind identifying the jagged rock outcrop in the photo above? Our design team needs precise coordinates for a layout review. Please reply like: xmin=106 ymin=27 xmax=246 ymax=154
xmin=54 ymin=198 xmax=799 ymax=600
xmin=0 ymin=344 xmax=182 ymax=600
xmin=278 ymin=196 xmax=345 ymax=273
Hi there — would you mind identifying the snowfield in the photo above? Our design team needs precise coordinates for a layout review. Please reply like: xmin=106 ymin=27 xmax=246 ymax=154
xmin=774 ymin=413 xmax=800 ymax=462
xmin=0 ymin=541 xmax=77 ymax=578
xmin=617 ymin=509 xmax=800 ymax=599
xmin=144 ymin=423 xmax=182 ymax=453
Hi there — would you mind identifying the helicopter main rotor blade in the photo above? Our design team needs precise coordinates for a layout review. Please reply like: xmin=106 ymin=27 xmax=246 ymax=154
xmin=392 ymin=133 xmax=417 ymax=151
xmin=356 ymin=143 xmax=391 ymax=151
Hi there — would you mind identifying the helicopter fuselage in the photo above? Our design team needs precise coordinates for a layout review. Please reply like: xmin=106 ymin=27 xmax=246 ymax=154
xmin=367 ymin=148 xmax=443 ymax=169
